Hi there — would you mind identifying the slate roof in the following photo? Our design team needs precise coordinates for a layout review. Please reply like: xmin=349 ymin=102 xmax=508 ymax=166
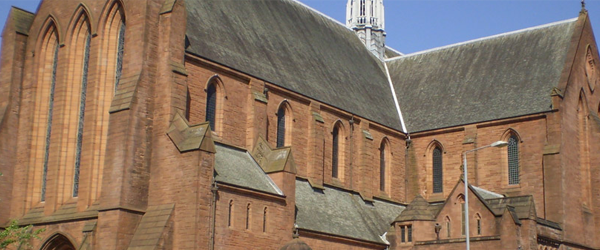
xmin=214 ymin=143 xmax=283 ymax=196
xmin=185 ymin=0 xmax=401 ymax=130
xmin=387 ymin=18 xmax=578 ymax=132
xmin=486 ymin=196 xmax=536 ymax=219
xmin=295 ymin=179 xmax=405 ymax=244
xmin=472 ymin=185 xmax=504 ymax=200
xmin=394 ymin=195 xmax=435 ymax=222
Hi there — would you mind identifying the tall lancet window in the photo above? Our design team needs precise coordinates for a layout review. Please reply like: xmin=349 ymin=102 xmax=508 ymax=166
xmin=73 ymin=32 xmax=91 ymax=197
xmin=507 ymin=135 xmax=519 ymax=185
xmin=432 ymin=146 xmax=443 ymax=193
xmin=332 ymin=125 xmax=340 ymax=178
xmin=41 ymin=34 xmax=60 ymax=202
xmin=379 ymin=140 xmax=390 ymax=192
xmin=276 ymin=106 xmax=286 ymax=147
xmin=114 ymin=21 xmax=125 ymax=93
xmin=206 ymin=83 xmax=217 ymax=131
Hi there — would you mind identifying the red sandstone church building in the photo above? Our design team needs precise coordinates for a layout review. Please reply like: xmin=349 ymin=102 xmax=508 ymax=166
xmin=1 ymin=0 xmax=599 ymax=249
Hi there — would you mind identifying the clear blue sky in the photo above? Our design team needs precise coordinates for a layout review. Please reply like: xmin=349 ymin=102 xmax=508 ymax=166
xmin=0 ymin=0 xmax=599 ymax=54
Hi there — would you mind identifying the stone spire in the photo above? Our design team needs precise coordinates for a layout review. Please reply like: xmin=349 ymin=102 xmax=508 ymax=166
xmin=346 ymin=0 xmax=386 ymax=59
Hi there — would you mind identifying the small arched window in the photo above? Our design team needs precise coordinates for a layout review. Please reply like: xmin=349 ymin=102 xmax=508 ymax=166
xmin=332 ymin=124 xmax=341 ymax=179
xmin=114 ymin=21 xmax=125 ymax=92
xmin=276 ymin=105 xmax=286 ymax=147
xmin=476 ymin=214 xmax=482 ymax=235
xmin=228 ymin=200 xmax=233 ymax=227
xmin=245 ymin=203 xmax=251 ymax=230
xmin=206 ymin=83 xmax=217 ymax=131
xmin=445 ymin=216 xmax=451 ymax=238
xmin=507 ymin=135 xmax=519 ymax=185
xmin=263 ymin=207 xmax=268 ymax=232
xmin=379 ymin=139 xmax=390 ymax=192
xmin=432 ymin=146 xmax=443 ymax=193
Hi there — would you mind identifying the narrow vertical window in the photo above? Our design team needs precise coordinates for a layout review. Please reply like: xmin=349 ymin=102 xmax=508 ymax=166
xmin=41 ymin=41 xmax=59 ymax=202
xmin=262 ymin=207 xmax=267 ymax=232
xmin=407 ymin=225 xmax=412 ymax=242
xmin=461 ymin=203 xmax=466 ymax=235
xmin=114 ymin=21 xmax=125 ymax=93
xmin=73 ymin=32 xmax=91 ymax=197
xmin=245 ymin=203 xmax=251 ymax=230
xmin=507 ymin=135 xmax=519 ymax=185
xmin=332 ymin=125 xmax=340 ymax=178
xmin=476 ymin=214 xmax=481 ymax=235
xmin=228 ymin=200 xmax=233 ymax=227
xmin=276 ymin=106 xmax=286 ymax=147
xmin=446 ymin=217 xmax=451 ymax=238
xmin=400 ymin=226 xmax=405 ymax=243
xmin=432 ymin=146 xmax=443 ymax=193
xmin=379 ymin=141 xmax=386 ymax=191
xmin=206 ymin=84 xmax=217 ymax=131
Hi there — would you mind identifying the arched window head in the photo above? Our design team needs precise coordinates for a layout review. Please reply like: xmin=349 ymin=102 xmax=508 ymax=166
xmin=507 ymin=134 xmax=519 ymax=185
xmin=379 ymin=139 xmax=390 ymax=192
xmin=432 ymin=146 xmax=443 ymax=193
xmin=101 ymin=1 xmax=125 ymax=95
xmin=206 ymin=83 xmax=217 ymax=131
xmin=276 ymin=102 xmax=292 ymax=148
xmin=332 ymin=122 xmax=344 ymax=179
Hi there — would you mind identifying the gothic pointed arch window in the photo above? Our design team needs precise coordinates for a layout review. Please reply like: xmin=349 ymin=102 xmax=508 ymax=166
xmin=379 ymin=138 xmax=391 ymax=192
xmin=578 ymin=94 xmax=591 ymax=206
xmin=507 ymin=134 xmax=520 ymax=185
xmin=445 ymin=216 xmax=451 ymax=238
xmin=432 ymin=146 xmax=443 ymax=193
xmin=206 ymin=83 xmax=217 ymax=131
xmin=276 ymin=101 xmax=292 ymax=148
xmin=332 ymin=121 xmax=345 ymax=179
xmin=32 ymin=21 xmax=60 ymax=203
xmin=69 ymin=13 xmax=92 ymax=198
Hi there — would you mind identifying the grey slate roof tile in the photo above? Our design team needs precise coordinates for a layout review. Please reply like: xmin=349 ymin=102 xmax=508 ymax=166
xmin=295 ymin=179 xmax=405 ymax=244
xmin=214 ymin=143 xmax=283 ymax=196
xmin=388 ymin=19 xmax=578 ymax=132
xmin=185 ymin=0 xmax=401 ymax=130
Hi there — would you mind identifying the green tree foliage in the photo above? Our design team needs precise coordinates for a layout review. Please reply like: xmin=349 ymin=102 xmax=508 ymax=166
xmin=0 ymin=220 xmax=44 ymax=249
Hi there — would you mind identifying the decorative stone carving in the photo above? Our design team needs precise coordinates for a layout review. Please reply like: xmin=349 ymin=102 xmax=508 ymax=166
xmin=585 ymin=45 xmax=598 ymax=91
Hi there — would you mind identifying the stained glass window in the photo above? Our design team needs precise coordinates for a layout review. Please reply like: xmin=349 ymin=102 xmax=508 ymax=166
xmin=433 ymin=147 xmax=443 ymax=193
xmin=276 ymin=107 xmax=285 ymax=147
xmin=332 ymin=126 xmax=339 ymax=178
xmin=206 ymin=84 xmax=216 ymax=131
xmin=114 ymin=22 xmax=125 ymax=93
xmin=508 ymin=135 xmax=519 ymax=185
xmin=73 ymin=33 xmax=91 ymax=197
xmin=41 ymin=42 xmax=59 ymax=202
xmin=379 ymin=142 xmax=386 ymax=191
xmin=407 ymin=225 xmax=412 ymax=242
xmin=401 ymin=226 xmax=405 ymax=242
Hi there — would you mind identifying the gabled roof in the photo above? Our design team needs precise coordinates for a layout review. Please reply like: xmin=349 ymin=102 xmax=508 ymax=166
xmin=387 ymin=18 xmax=579 ymax=132
xmin=394 ymin=195 xmax=436 ymax=222
xmin=486 ymin=196 xmax=536 ymax=219
xmin=214 ymin=143 xmax=283 ymax=196
xmin=295 ymin=179 xmax=405 ymax=244
xmin=185 ymin=0 xmax=401 ymax=130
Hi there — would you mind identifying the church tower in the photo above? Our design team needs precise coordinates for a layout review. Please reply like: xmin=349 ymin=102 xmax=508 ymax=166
xmin=346 ymin=0 xmax=386 ymax=59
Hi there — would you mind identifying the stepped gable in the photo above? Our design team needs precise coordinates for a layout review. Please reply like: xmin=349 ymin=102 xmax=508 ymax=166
xmin=388 ymin=18 xmax=578 ymax=132
xmin=185 ymin=0 xmax=401 ymax=130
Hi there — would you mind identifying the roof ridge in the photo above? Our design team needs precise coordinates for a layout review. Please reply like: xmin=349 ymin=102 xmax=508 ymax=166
xmin=288 ymin=0 xmax=352 ymax=32
xmin=386 ymin=17 xmax=578 ymax=62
